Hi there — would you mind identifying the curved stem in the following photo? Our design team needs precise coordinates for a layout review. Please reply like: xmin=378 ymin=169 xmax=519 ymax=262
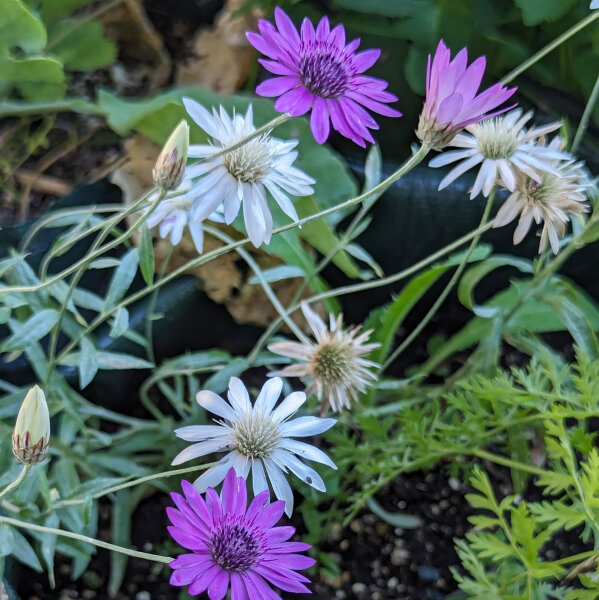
xmin=502 ymin=11 xmax=599 ymax=84
xmin=0 ymin=465 xmax=31 ymax=501
xmin=382 ymin=190 xmax=495 ymax=371
xmin=0 ymin=516 xmax=172 ymax=564
xmin=571 ymin=70 xmax=599 ymax=154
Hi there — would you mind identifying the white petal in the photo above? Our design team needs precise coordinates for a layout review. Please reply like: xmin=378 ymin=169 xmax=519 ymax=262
xmin=264 ymin=180 xmax=299 ymax=221
xmin=252 ymin=459 xmax=269 ymax=496
xmin=196 ymin=390 xmax=237 ymax=422
xmin=188 ymin=222 xmax=204 ymax=254
xmin=280 ymin=416 xmax=336 ymax=438
xmin=279 ymin=438 xmax=337 ymax=469
xmin=193 ymin=452 xmax=237 ymax=492
xmin=300 ymin=301 xmax=327 ymax=341
xmin=271 ymin=391 xmax=306 ymax=423
xmin=243 ymin=184 xmax=266 ymax=247
xmin=437 ymin=155 xmax=483 ymax=191
xmin=227 ymin=377 xmax=251 ymax=415
xmin=268 ymin=341 xmax=313 ymax=360
xmin=496 ymin=158 xmax=515 ymax=191
xmin=183 ymin=98 xmax=220 ymax=139
xmin=428 ymin=148 xmax=478 ymax=168
xmin=188 ymin=144 xmax=217 ymax=158
xmin=254 ymin=377 xmax=283 ymax=415
xmin=174 ymin=424 xmax=229 ymax=441
xmin=171 ymin=438 xmax=232 ymax=466
xmin=263 ymin=457 xmax=294 ymax=516
xmin=274 ymin=451 xmax=326 ymax=492
xmin=481 ymin=159 xmax=499 ymax=197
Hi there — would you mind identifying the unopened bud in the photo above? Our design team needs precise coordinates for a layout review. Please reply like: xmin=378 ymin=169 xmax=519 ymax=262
xmin=153 ymin=120 xmax=189 ymax=191
xmin=12 ymin=385 xmax=50 ymax=465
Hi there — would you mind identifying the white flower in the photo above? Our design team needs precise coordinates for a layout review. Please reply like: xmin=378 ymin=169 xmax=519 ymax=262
xmin=145 ymin=181 xmax=224 ymax=254
xmin=182 ymin=98 xmax=315 ymax=247
xmin=172 ymin=376 xmax=336 ymax=516
xmin=493 ymin=136 xmax=590 ymax=254
xmin=429 ymin=109 xmax=570 ymax=199
xmin=13 ymin=385 xmax=50 ymax=465
xmin=268 ymin=302 xmax=380 ymax=413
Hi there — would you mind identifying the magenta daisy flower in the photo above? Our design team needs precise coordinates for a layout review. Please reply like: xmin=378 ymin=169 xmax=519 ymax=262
xmin=246 ymin=7 xmax=401 ymax=147
xmin=416 ymin=40 xmax=517 ymax=150
xmin=167 ymin=468 xmax=315 ymax=599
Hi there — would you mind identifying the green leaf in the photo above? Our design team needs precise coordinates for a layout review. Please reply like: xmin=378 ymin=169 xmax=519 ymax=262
xmin=104 ymin=248 xmax=139 ymax=311
xmin=11 ymin=527 xmax=43 ymax=572
xmin=362 ymin=144 xmax=383 ymax=208
xmin=78 ymin=336 xmax=98 ymax=389
xmin=248 ymin=265 xmax=305 ymax=284
xmin=60 ymin=351 xmax=153 ymax=370
xmin=49 ymin=20 xmax=116 ymax=71
xmin=109 ymin=307 xmax=129 ymax=339
xmin=88 ymin=257 xmax=122 ymax=270
xmin=204 ymin=357 xmax=248 ymax=394
xmin=2 ymin=308 xmax=60 ymax=351
xmin=0 ymin=0 xmax=46 ymax=52
xmin=108 ymin=490 xmax=131 ymax=596
xmin=0 ymin=524 xmax=14 ymax=557
xmin=138 ymin=223 xmax=155 ymax=286
xmin=0 ymin=50 xmax=64 ymax=85
xmin=514 ymin=0 xmax=576 ymax=26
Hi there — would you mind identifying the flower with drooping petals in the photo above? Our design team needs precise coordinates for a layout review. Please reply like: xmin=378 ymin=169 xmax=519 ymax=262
xmin=167 ymin=468 xmax=315 ymax=599
xmin=182 ymin=99 xmax=314 ymax=247
xmin=268 ymin=302 xmax=380 ymax=413
xmin=172 ymin=376 xmax=336 ymax=516
xmin=493 ymin=136 xmax=590 ymax=254
xmin=429 ymin=109 xmax=570 ymax=199
xmin=247 ymin=7 xmax=402 ymax=146
xmin=416 ymin=40 xmax=517 ymax=150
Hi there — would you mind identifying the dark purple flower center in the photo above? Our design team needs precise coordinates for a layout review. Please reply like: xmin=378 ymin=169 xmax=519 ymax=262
xmin=209 ymin=517 xmax=264 ymax=572
xmin=298 ymin=42 xmax=351 ymax=99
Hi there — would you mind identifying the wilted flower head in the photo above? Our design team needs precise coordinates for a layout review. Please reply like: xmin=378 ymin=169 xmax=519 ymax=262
xmin=416 ymin=40 xmax=517 ymax=150
xmin=12 ymin=385 xmax=50 ymax=465
xmin=429 ymin=109 xmax=569 ymax=199
xmin=167 ymin=468 xmax=315 ymax=598
xmin=268 ymin=302 xmax=380 ymax=413
xmin=182 ymin=99 xmax=314 ymax=247
xmin=172 ymin=376 xmax=336 ymax=516
xmin=153 ymin=120 xmax=189 ymax=191
xmin=247 ymin=7 xmax=401 ymax=146
xmin=494 ymin=136 xmax=590 ymax=254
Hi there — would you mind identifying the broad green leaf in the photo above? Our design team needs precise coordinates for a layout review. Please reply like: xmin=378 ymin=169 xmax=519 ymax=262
xmin=104 ymin=248 xmax=139 ymax=311
xmin=138 ymin=222 xmax=155 ymax=286
xmin=49 ymin=20 xmax=116 ymax=71
xmin=0 ymin=51 xmax=64 ymax=85
xmin=0 ymin=0 xmax=46 ymax=52
xmin=78 ymin=336 xmax=98 ymax=389
xmin=60 ymin=351 xmax=153 ymax=370
xmin=514 ymin=0 xmax=576 ymax=25
xmin=40 ymin=0 xmax=96 ymax=25
xmin=2 ymin=308 xmax=60 ymax=351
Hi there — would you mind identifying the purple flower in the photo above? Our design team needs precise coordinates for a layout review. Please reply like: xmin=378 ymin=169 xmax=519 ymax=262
xmin=167 ymin=468 xmax=315 ymax=599
xmin=416 ymin=40 xmax=517 ymax=150
xmin=246 ymin=7 xmax=401 ymax=147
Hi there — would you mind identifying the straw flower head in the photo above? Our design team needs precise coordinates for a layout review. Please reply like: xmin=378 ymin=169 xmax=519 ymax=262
xmin=494 ymin=136 xmax=590 ymax=254
xmin=268 ymin=302 xmax=380 ymax=413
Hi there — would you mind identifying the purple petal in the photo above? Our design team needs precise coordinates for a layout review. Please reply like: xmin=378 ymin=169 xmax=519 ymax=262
xmin=205 ymin=487 xmax=222 ymax=522
xmin=167 ymin=526 xmax=205 ymax=551
xmin=246 ymin=32 xmax=279 ymax=60
xmin=188 ymin=564 xmax=221 ymax=595
xmin=265 ymin=526 xmax=295 ymax=544
xmin=170 ymin=553 xmax=213 ymax=570
xmin=353 ymin=48 xmax=381 ymax=73
xmin=243 ymin=572 xmax=281 ymax=600
xmin=180 ymin=481 xmax=214 ymax=528
xmin=274 ymin=7 xmax=301 ymax=50
xmin=455 ymin=55 xmax=485 ymax=102
xmin=208 ymin=570 xmax=230 ymax=600
xmin=329 ymin=23 xmax=345 ymax=47
xmin=274 ymin=87 xmax=314 ymax=116
xmin=256 ymin=499 xmax=286 ymax=529
xmin=329 ymin=99 xmax=365 ymax=146
xmin=256 ymin=76 xmax=299 ymax=97
xmin=230 ymin=573 xmax=249 ymax=600
xmin=254 ymin=564 xmax=311 ymax=593
xmin=345 ymin=37 xmax=361 ymax=54
xmin=221 ymin=467 xmax=238 ymax=513
xmin=436 ymin=93 xmax=464 ymax=124
xmin=246 ymin=489 xmax=270 ymax=523
xmin=261 ymin=553 xmax=316 ymax=570
xmin=346 ymin=91 xmax=402 ymax=117
xmin=258 ymin=58 xmax=297 ymax=76
xmin=269 ymin=541 xmax=312 ymax=554
xmin=170 ymin=561 xmax=213 ymax=586
xmin=310 ymin=96 xmax=330 ymax=143
xmin=300 ymin=17 xmax=315 ymax=43
xmin=315 ymin=15 xmax=330 ymax=41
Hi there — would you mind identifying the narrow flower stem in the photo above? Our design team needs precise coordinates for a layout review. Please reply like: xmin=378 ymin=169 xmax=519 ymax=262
xmin=0 ymin=515 xmax=173 ymax=564
xmin=571 ymin=70 xmax=599 ymax=154
xmin=0 ymin=99 xmax=102 ymax=118
xmin=204 ymin=226 xmax=311 ymax=344
xmin=381 ymin=191 xmax=496 ymax=371
xmin=48 ymin=463 xmax=215 ymax=512
xmin=0 ymin=465 xmax=31 ymax=501
xmin=502 ymin=10 xmax=599 ymax=84
xmin=53 ymin=157 xmax=441 ymax=362
xmin=471 ymin=449 xmax=555 ymax=478
xmin=247 ymin=219 xmax=495 ymax=363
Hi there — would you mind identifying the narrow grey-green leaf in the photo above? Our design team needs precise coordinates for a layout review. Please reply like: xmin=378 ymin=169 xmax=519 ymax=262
xmin=2 ymin=308 xmax=60 ymax=351
xmin=104 ymin=248 xmax=139 ymax=311
xmin=79 ymin=337 xmax=98 ymax=389
xmin=59 ymin=351 xmax=153 ymax=370
xmin=109 ymin=307 xmax=129 ymax=338
xmin=248 ymin=265 xmax=305 ymax=284
xmin=138 ymin=223 xmax=155 ymax=286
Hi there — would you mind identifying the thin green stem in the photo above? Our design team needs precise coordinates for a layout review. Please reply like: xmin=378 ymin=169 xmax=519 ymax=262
xmin=571 ymin=70 xmax=599 ymax=154
xmin=471 ymin=449 xmax=555 ymax=479
xmin=382 ymin=190 xmax=496 ymax=371
xmin=0 ymin=99 xmax=101 ymax=118
xmin=0 ymin=465 xmax=31 ymax=501
xmin=0 ymin=516 xmax=172 ymax=564
xmin=204 ymin=226 xmax=310 ymax=344
xmin=502 ymin=11 xmax=599 ymax=84
xmin=48 ymin=463 xmax=214 ymax=512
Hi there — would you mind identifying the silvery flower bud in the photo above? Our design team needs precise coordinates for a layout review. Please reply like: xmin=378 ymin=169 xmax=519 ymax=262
xmin=153 ymin=120 xmax=189 ymax=191
xmin=12 ymin=385 xmax=50 ymax=465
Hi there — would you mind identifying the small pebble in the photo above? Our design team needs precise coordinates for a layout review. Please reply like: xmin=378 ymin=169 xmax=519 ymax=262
xmin=387 ymin=577 xmax=399 ymax=590
xmin=135 ymin=592 xmax=151 ymax=600
xmin=351 ymin=582 xmax=367 ymax=594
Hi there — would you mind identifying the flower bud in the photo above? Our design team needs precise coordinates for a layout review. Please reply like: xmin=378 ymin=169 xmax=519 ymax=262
xmin=12 ymin=385 xmax=50 ymax=465
xmin=153 ymin=120 xmax=189 ymax=191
